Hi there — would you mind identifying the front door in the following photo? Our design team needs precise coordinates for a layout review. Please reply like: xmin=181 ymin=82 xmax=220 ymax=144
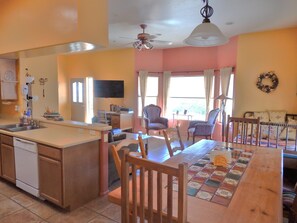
xmin=71 ymin=78 xmax=85 ymax=122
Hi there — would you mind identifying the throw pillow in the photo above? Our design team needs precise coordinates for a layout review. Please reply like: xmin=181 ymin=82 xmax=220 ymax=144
xmin=279 ymin=118 xmax=297 ymax=140
xmin=268 ymin=111 xmax=287 ymax=139
xmin=254 ymin=111 xmax=269 ymax=138
xmin=254 ymin=111 xmax=269 ymax=122
xmin=269 ymin=110 xmax=286 ymax=123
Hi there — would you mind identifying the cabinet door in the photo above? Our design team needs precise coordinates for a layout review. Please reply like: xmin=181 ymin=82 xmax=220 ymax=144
xmin=1 ymin=144 xmax=16 ymax=183
xmin=39 ymin=155 xmax=63 ymax=206
xmin=0 ymin=150 xmax=2 ymax=176
xmin=111 ymin=115 xmax=120 ymax=129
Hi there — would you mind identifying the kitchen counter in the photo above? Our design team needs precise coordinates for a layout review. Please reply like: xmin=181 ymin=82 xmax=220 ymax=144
xmin=37 ymin=117 xmax=112 ymax=131
xmin=0 ymin=118 xmax=112 ymax=148
xmin=0 ymin=117 xmax=111 ymax=207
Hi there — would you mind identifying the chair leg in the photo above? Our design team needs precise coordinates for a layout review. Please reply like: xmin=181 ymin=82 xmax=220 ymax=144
xmin=187 ymin=132 xmax=189 ymax=140
xmin=192 ymin=136 xmax=195 ymax=144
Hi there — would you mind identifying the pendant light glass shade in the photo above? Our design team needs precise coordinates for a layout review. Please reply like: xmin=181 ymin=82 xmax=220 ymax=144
xmin=184 ymin=0 xmax=229 ymax=47
xmin=184 ymin=22 xmax=228 ymax=47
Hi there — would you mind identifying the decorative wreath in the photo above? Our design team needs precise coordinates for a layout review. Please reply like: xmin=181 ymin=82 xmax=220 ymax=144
xmin=256 ymin=71 xmax=279 ymax=93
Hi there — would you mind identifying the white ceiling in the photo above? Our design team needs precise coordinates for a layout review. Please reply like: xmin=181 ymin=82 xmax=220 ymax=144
xmin=108 ymin=0 xmax=297 ymax=49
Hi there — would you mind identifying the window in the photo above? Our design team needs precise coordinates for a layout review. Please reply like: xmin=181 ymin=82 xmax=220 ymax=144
xmin=138 ymin=76 xmax=159 ymax=116
xmin=167 ymin=76 xmax=214 ymax=120
xmin=224 ymin=74 xmax=234 ymax=118
xmin=85 ymin=77 xmax=94 ymax=124
xmin=71 ymin=78 xmax=94 ymax=123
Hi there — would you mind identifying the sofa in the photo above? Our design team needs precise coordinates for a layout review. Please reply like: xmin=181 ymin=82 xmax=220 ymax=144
xmin=243 ymin=111 xmax=297 ymax=151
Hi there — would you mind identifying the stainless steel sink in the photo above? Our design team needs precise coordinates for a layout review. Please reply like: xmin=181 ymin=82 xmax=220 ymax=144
xmin=0 ymin=124 xmax=45 ymax=132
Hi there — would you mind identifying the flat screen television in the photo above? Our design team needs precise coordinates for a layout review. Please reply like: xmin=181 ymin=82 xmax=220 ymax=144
xmin=94 ymin=80 xmax=124 ymax=98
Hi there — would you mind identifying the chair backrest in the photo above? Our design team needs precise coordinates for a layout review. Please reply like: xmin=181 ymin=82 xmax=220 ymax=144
xmin=121 ymin=150 xmax=188 ymax=223
xmin=207 ymin=108 xmax=220 ymax=125
xmin=163 ymin=126 xmax=185 ymax=157
xmin=143 ymin=104 xmax=162 ymax=122
xmin=226 ymin=115 xmax=260 ymax=145
xmin=111 ymin=137 xmax=147 ymax=178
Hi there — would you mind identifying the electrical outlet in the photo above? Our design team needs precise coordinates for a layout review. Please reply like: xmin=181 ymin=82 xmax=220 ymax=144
xmin=15 ymin=105 xmax=19 ymax=112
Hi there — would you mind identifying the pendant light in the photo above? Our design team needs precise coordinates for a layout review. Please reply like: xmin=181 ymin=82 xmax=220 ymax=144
xmin=184 ymin=0 xmax=228 ymax=47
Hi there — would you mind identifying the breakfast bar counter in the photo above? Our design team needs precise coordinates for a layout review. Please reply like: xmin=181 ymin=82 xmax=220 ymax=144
xmin=0 ymin=117 xmax=112 ymax=148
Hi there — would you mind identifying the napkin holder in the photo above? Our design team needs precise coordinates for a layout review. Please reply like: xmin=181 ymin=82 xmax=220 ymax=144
xmin=210 ymin=150 xmax=232 ymax=167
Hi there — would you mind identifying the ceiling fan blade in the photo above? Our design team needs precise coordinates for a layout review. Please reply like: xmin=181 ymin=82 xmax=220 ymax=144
xmin=119 ymin=36 xmax=137 ymax=40
xmin=150 ymin=39 xmax=173 ymax=45
xmin=147 ymin=35 xmax=157 ymax=40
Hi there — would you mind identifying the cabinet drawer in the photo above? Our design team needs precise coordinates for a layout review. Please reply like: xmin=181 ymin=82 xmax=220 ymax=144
xmin=38 ymin=144 xmax=62 ymax=161
xmin=1 ymin=134 xmax=13 ymax=146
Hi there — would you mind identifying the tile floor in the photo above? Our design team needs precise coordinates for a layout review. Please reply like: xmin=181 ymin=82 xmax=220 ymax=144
xmin=0 ymin=179 xmax=121 ymax=223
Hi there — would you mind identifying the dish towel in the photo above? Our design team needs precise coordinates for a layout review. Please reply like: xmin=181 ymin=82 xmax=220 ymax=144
xmin=1 ymin=70 xmax=17 ymax=100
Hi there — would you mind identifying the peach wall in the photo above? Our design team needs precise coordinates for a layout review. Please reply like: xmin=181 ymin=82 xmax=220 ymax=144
xmin=217 ymin=37 xmax=238 ymax=68
xmin=19 ymin=55 xmax=59 ymax=118
xmin=58 ymin=48 xmax=136 ymax=120
xmin=163 ymin=47 xmax=218 ymax=71
xmin=0 ymin=0 xmax=108 ymax=55
xmin=235 ymin=27 xmax=297 ymax=116
xmin=135 ymin=49 xmax=163 ymax=71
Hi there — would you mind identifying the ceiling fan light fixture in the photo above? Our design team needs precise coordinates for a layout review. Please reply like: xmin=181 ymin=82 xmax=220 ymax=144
xmin=132 ymin=24 xmax=160 ymax=50
xmin=133 ymin=39 xmax=153 ymax=50
xmin=184 ymin=0 xmax=228 ymax=47
xmin=133 ymin=41 xmax=142 ymax=49
xmin=144 ymin=41 xmax=153 ymax=50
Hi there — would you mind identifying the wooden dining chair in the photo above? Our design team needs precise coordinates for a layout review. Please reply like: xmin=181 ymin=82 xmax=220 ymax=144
xmin=163 ymin=126 xmax=185 ymax=157
xmin=121 ymin=149 xmax=188 ymax=223
xmin=225 ymin=115 xmax=260 ymax=145
xmin=111 ymin=137 xmax=147 ymax=179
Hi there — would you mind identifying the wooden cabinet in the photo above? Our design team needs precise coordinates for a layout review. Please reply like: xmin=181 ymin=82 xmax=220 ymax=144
xmin=38 ymin=140 xmax=99 ymax=210
xmin=110 ymin=113 xmax=133 ymax=131
xmin=0 ymin=153 xmax=1 ymax=176
xmin=110 ymin=114 xmax=120 ymax=128
xmin=1 ymin=134 xmax=15 ymax=183
xmin=38 ymin=144 xmax=63 ymax=206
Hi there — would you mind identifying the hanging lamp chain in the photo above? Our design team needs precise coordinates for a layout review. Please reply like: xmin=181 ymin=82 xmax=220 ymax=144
xmin=200 ymin=0 xmax=214 ymax=23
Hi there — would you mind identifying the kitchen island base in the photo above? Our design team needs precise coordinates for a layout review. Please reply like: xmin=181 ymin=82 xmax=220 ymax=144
xmin=39 ymin=140 xmax=100 ymax=211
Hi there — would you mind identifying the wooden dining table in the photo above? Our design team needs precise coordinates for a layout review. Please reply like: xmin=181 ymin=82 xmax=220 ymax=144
xmin=108 ymin=139 xmax=283 ymax=223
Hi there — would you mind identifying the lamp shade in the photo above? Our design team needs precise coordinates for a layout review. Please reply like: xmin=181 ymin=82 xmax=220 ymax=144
xmin=184 ymin=22 xmax=229 ymax=47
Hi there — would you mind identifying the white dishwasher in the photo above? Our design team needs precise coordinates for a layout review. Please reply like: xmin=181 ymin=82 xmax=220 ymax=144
xmin=14 ymin=137 xmax=40 ymax=197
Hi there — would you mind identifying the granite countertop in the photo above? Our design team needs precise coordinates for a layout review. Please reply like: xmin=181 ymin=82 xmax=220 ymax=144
xmin=0 ymin=118 xmax=111 ymax=148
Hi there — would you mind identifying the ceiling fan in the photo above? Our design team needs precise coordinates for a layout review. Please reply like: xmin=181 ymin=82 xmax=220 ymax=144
xmin=132 ymin=24 xmax=172 ymax=50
